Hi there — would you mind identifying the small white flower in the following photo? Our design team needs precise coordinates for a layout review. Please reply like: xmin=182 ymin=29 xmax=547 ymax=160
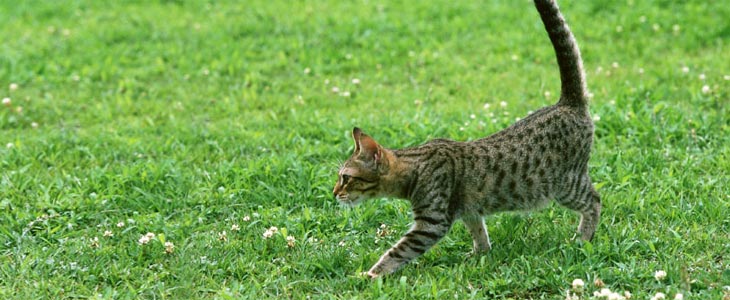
xmin=414 ymin=99 xmax=423 ymax=105
xmin=470 ymin=114 xmax=476 ymax=119
xmin=612 ymin=62 xmax=619 ymax=68
xmin=338 ymin=240 xmax=346 ymax=247
xmin=681 ymin=66 xmax=690 ymax=73
xmin=145 ymin=232 xmax=155 ymax=239
xmin=243 ymin=215 xmax=251 ymax=222
xmin=331 ymin=86 xmax=340 ymax=94
xmin=673 ymin=293 xmax=683 ymax=300
xmin=252 ymin=212 xmax=260 ymax=218
xmin=116 ymin=221 xmax=125 ymax=228
xmin=483 ymin=103 xmax=491 ymax=109
xmin=263 ymin=230 xmax=274 ymax=239
xmin=652 ymin=24 xmax=660 ymax=31
xmin=89 ymin=192 xmax=97 ymax=199
xmin=138 ymin=235 xmax=151 ymax=245
xmin=459 ymin=127 xmax=465 ymax=131
xmin=31 ymin=122 xmax=39 ymax=129
xmin=103 ymin=230 xmax=113 ymax=237
xmin=217 ymin=186 xmax=225 ymax=193
xmin=304 ymin=67 xmax=311 ymax=74
xmin=638 ymin=68 xmax=644 ymax=74
xmin=593 ymin=288 xmax=612 ymax=298
xmin=701 ymin=85 xmax=711 ymax=94
xmin=218 ymin=231 xmax=228 ymax=241
xmin=544 ymin=91 xmax=551 ymax=98
xmin=2 ymin=97 xmax=10 ymax=106
xmin=90 ymin=237 xmax=100 ymax=248
xmin=654 ymin=270 xmax=667 ymax=281
xmin=624 ymin=291 xmax=632 ymax=299
xmin=699 ymin=73 xmax=706 ymax=80
xmin=286 ymin=235 xmax=296 ymax=247
xmin=231 ymin=224 xmax=240 ymax=231
xmin=723 ymin=75 xmax=730 ymax=80
xmin=345 ymin=53 xmax=353 ymax=60
xmin=268 ymin=226 xmax=278 ymax=233
xmin=15 ymin=106 xmax=22 ymax=113
xmin=639 ymin=15 xmax=647 ymax=23
xmin=499 ymin=101 xmax=507 ymax=108
xmin=164 ymin=241 xmax=174 ymax=254
xmin=9 ymin=83 xmax=18 ymax=91
xmin=651 ymin=292 xmax=666 ymax=300
xmin=341 ymin=91 xmax=351 ymax=97
xmin=511 ymin=54 xmax=519 ymax=61
xmin=672 ymin=24 xmax=680 ymax=32
xmin=351 ymin=78 xmax=360 ymax=85
xmin=5 ymin=143 xmax=13 ymax=149
xmin=608 ymin=292 xmax=623 ymax=300
xmin=593 ymin=115 xmax=601 ymax=122
xmin=571 ymin=279 xmax=585 ymax=292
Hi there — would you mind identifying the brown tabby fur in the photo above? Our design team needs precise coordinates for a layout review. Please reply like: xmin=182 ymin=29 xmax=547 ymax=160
xmin=333 ymin=0 xmax=601 ymax=278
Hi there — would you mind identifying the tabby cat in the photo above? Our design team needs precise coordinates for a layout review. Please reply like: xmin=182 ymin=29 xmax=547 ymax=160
xmin=333 ymin=0 xmax=601 ymax=278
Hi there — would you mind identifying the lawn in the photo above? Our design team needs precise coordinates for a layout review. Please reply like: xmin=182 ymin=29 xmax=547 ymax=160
xmin=1 ymin=0 xmax=729 ymax=299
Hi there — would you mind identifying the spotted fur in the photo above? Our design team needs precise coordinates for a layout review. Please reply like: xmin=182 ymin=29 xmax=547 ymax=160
xmin=333 ymin=0 xmax=601 ymax=278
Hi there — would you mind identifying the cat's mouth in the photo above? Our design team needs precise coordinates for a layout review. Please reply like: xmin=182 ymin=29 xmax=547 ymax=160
xmin=336 ymin=194 xmax=363 ymax=207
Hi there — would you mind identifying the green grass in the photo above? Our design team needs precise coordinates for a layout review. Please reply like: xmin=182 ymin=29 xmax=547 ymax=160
xmin=1 ymin=0 xmax=729 ymax=299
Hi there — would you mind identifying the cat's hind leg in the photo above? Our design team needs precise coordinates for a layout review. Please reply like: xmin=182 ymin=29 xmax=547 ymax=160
xmin=556 ymin=173 xmax=601 ymax=241
xmin=462 ymin=215 xmax=491 ymax=254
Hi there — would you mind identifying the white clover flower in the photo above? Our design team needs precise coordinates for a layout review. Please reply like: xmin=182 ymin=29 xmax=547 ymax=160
xmin=145 ymin=232 xmax=155 ymax=239
xmin=15 ymin=106 xmax=22 ymax=113
xmin=218 ymin=231 xmax=228 ymax=241
xmin=611 ymin=62 xmax=619 ymax=68
xmin=638 ymin=68 xmax=644 ymax=74
xmin=673 ymin=293 xmax=683 ymax=300
xmin=351 ymin=78 xmax=360 ymax=85
xmin=5 ymin=143 xmax=13 ymax=149
xmin=268 ymin=226 xmax=278 ymax=233
xmin=470 ymin=114 xmax=476 ymax=119
xmin=652 ymin=24 xmax=660 ymax=31
xmin=483 ymin=103 xmax=491 ymax=109
xmin=231 ymin=224 xmax=240 ymax=231
xmin=499 ymin=101 xmax=507 ymax=108
xmin=544 ymin=91 xmax=551 ymax=98
xmin=723 ymin=75 xmax=730 ymax=80
xmin=90 ymin=237 xmax=100 ymax=248
xmin=623 ymin=291 xmax=632 ymax=299
xmin=651 ymin=292 xmax=666 ymax=300
xmin=252 ymin=212 xmax=260 ymax=218
xmin=116 ymin=221 xmax=125 ymax=228
xmin=2 ymin=97 xmax=10 ymax=106
xmin=701 ymin=85 xmax=711 ymax=94
xmin=103 ymin=230 xmax=113 ymax=237
xmin=681 ymin=66 xmax=689 ymax=73
xmin=341 ymin=91 xmax=351 ymax=97
xmin=164 ymin=241 xmax=174 ymax=254
xmin=331 ymin=86 xmax=340 ymax=94
xmin=571 ymin=279 xmax=585 ymax=292
xmin=243 ymin=215 xmax=251 ymax=222
xmin=304 ymin=67 xmax=311 ymax=74
xmin=639 ymin=16 xmax=647 ymax=23
xmin=263 ymin=230 xmax=274 ymax=239
xmin=511 ymin=54 xmax=519 ymax=61
xmin=654 ymin=270 xmax=667 ymax=281
xmin=31 ymin=122 xmax=39 ymax=129
xmin=9 ymin=83 xmax=18 ymax=91
xmin=217 ymin=186 xmax=225 ymax=193
xmin=672 ymin=24 xmax=680 ymax=32
xmin=698 ymin=73 xmax=706 ymax=80
xmin=338 ymin=240 xmax=346 ymax=247
xmin=138 ymin=235 xmax=151 ymax=245
xmin=286 ymin=236 xmax=296 ymax=247
xmin=593 ymin=115 xmax=601 ymax=122
xmin=608 ymin=292 xmax=624 ymax=300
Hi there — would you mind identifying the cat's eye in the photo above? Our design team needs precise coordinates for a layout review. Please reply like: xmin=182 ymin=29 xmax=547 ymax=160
xmin=341 ymin=175 xmax=351 ymax=183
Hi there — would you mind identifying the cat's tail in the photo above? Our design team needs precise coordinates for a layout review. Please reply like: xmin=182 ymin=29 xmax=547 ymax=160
xmin=534 ymin=0 xmax=589 ymax=108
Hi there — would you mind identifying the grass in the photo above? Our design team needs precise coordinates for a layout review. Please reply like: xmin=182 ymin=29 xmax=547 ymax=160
xmin=1 ymin=0 xmax=729 ymax=299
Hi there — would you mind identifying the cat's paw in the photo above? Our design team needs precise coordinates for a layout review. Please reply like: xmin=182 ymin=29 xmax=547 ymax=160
xmin=360 ymin=271 xmax=379 ymax=279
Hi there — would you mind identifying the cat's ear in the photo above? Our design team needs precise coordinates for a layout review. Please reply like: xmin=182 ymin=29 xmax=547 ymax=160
xmin=352 ymin=127 xmax=382 ymax=163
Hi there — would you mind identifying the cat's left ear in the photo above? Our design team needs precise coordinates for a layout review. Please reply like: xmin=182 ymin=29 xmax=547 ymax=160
xmin=352 ymin=127 xmax=382 ymax=163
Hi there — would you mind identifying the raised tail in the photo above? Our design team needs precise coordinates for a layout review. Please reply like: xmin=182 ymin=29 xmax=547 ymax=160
xmin=534 ymin=0 xmax=589 ymax=108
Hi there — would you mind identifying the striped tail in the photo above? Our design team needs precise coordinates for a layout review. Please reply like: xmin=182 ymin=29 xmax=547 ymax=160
xmin=534 ymin=0 xmax=589 ymax=107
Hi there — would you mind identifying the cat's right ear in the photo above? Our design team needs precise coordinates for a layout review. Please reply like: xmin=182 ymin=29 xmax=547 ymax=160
xmin=352 ymin=127 xmax=382 ymax=163
xmin=352 ymin=127 xmax=363 ymax=153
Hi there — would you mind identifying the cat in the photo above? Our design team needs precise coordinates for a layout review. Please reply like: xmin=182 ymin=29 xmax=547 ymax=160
xmin=333 ymin=0 xmax=601 ymax=278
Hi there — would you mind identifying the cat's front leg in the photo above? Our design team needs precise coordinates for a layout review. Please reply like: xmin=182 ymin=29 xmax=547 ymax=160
xmin=366 ymin=217 xmax=453 ymax=278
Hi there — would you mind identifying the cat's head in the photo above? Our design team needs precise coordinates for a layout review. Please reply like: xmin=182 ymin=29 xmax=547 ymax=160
xmin=333 ymin=127 xmax=390 ymax=206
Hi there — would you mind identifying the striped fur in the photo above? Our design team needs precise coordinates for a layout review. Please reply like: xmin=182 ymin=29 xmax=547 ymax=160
xmin=333 ymin=0 xmax=600 ymax=278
